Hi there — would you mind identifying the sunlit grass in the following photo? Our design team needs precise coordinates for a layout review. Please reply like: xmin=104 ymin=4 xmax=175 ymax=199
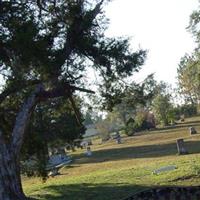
xmin=23 ymin=116 xmax=200 ymax=200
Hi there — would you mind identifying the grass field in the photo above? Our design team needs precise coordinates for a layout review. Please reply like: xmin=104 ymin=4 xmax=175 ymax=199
xmin=23 ymin=116 xmax=200 ymax=200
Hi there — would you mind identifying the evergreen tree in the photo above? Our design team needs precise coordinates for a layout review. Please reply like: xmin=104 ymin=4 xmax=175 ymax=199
xmin=0 ymin=1 xmax=146 ymax=199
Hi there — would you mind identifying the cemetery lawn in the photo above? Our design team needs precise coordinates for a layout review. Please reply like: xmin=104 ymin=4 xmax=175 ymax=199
xmin=23 ymin=116 xmax=200 ymax=200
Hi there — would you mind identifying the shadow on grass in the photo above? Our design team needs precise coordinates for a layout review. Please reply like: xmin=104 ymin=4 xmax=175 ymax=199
xmin=75 ymin=141 xmax=200 ymax=164
xmin=31 ymin=182 xmax=149 ymax=200
xmin=30 ymin=182 xmax=200 ymax=200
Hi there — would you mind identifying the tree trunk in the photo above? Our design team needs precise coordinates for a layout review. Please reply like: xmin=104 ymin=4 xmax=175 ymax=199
xmin=0 ymin=144 xmax=27 ymax=200
xmin=0 ymin=83 xmax=91 ymax=199
xmin=0 ymin=164 xmax=27 ymax=200
xmin=0 ymin=86 xmax=42 ymax=200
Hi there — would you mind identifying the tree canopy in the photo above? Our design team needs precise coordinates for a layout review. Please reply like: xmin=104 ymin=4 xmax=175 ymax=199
xmin=0 ymin=0 xmax=146 ymax=98
xmin=0 ymin=0 xmax=146 ymax=158
xmin=177 ymin=6 xmax=200 ymax=106
xmin=0 ymin=1 xmax=146 ymax=199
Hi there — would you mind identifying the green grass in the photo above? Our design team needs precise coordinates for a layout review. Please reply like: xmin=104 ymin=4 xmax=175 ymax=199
xmin=23 ymin=116 xmax=200 ymax=200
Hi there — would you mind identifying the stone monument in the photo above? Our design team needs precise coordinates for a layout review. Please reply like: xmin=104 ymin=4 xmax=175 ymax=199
xmin=176 ymin=139 xmax=188 ymax=155
xmin=189 ymin=127 xmax=197 ymax=135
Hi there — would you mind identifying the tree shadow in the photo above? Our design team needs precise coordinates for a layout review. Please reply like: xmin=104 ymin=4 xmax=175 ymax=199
xmin=75 ymin=141 xmax=200 ymax=164
xmin=123 ymin=185 xmax=200 ymax=200
xmin=31 ymin=182 xmax=149 ymax=200
xmin=30 ymin=182 xmax=200 ymax=200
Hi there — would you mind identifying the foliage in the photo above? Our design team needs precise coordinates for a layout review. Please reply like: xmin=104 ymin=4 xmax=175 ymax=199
xmin=177 ymin=5 xmax=200 ymax=107
xmin=0 ymin=0 xmax=146 ymax=111
xmin=188 ymin=8 xmax=200 ymax=44
xmin=84 ymin=111 xmax=94 ymax=126
xmin=134 ymin=111 xmax=149 ymax=130
xmin=151 ymin=94 xmax=173 ymax=126
xmin=125 ymin=118 xmax=135 ymax=136
xmin=173 ymin=104 xmax=198 ymax=120
xmin=124 ymin=110 xmax=155 ymax=136
xmin=21 ymin=97 xmax=84 ymax=178
xmin=177 ymin=53 xmax=200 ymax=105
xmin=99 ymin=75 xmax=163 ymax=136
xmin=101 ymin=74 xmax=158 ymax=129
xmin=95 ymin=119 xmax=110 ymax=141
xmin=0 ymin=0 xmax=146 ymax=184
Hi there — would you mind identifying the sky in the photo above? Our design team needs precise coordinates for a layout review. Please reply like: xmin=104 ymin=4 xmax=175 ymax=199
xmin=104 ymin=0 xmax=199 ymax=86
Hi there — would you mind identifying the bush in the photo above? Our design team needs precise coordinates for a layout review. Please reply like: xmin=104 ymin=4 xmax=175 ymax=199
xmin=134 ymin=112 xmax=148 ymax=130
xmin=173 ymin=104 xmax=197 ymax=119
xmin=125 ymin=112 xmax=149 ymax=136
xmin=124 ymin=118 xmax=136 ymax=136
xmin=125 ymin=120 xmax=135 ymax=136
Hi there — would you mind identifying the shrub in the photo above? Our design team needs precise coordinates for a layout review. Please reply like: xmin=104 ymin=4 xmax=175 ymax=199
xmin=125 ymin=112 xmax=149 ymax=136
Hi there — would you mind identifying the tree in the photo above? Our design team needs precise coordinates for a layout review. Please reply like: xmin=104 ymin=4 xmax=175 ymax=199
xmin=188 ymin=8 xmax=200 ymax=45
xmin=177 ymin=53 xmax=200 ymax=105
xmin=103 ymin=74 xmax=158 ymax=130
xmin=83 ymin=111 xmax=94 ymax=126
xmin=0 ymin=0 xmax=146 ymax=199
xmin=96 ymin=119 xmax=111 ymax=141
xmin=151 ymin=94 xmax=173 ymax=126
xmin=176 ymin=4 xmax=200 ymax=107
xmin=21 ymin=100 xmax=82 ymax=179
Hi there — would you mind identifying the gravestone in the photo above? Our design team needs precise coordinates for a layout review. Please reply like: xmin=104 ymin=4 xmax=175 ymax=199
xmin=116 ymin=132 xmax=122 ymax=144
xmin=85 ymin=146 xmax=92 ymax=156
xmin=189 ymin=127 xmax=197 ymax=135
xmin=153 ymin=165 xmax=177 ymax=175
xmin=176 ymin=139 xmax=188 ymax=155
xmin=113 ymin=131 xmax=122 ymax=144
xmin=80 ymin=140 xmax=88 ymax=148
xmin=46 ymin=154 xmax=72 ymax=176
xmin=116 ymin=136 xmax=121 ymax=144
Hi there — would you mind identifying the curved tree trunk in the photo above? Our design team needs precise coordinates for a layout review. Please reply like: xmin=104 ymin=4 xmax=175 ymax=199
xmin=0 ymin=149 xmax=27 ymax=200
xmin=0 ymin=86 xmax=42 ymax=200
xmin=0 ymin=83 xmax=92 ymax=199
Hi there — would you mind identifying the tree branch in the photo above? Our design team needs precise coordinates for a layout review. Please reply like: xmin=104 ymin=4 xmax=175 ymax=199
xmin=0 ymin=79 xmax=41 ymax=105
xmin=69 ymin=95 xmax=82 ymax=126
xmin=90 ymin=0 xmax=104 ymax=19
xmin=10 ymin=83 xmax=94 ymax=158
xmin=37 ymin=84 xmax=95 ymax=100
xmin=11 ymin=84 xmax=43 ymax=158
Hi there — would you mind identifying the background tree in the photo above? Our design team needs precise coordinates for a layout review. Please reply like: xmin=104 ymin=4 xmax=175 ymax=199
xmin=84 ymin=111 xmax=94 ymax=126
xmin=177 ymin=53 xmax=200 ymax=106
xmin=151 ymin=93 xmax=173 ymax=126
xmin=176 ymin=3 xmax=200 ymax=111
xmin=95 ymin=118 xmax=111 ymax=141
xmin=96 ymin=74 xmax=158 ymax=136
xmin=0 ymin=0 xmax=146 ymax=199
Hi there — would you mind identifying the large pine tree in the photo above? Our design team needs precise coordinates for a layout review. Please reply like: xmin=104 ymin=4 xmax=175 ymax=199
xmin=0 ymin=0 xmax=146 ymax=199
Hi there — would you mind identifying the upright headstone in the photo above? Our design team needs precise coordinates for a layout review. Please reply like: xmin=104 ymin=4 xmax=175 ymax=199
xmin=116 ymin=131 xmax=121 ymax=144
xmin=85 ymin=146 xmax=92 ymax=156
xmin=180 ymin=114 xmax=185 ymax=122
xmin=176 ymin=139 xmax=188 ymax=155
xmin=189 ymin=127 xmax=197 ymax=135
xmin=48 ymin=168 xmax=59 ymax=177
